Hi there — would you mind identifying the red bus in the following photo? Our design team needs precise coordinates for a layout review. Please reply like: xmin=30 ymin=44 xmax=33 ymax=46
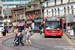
xmin=44 ymin=17 xmax=63 ymax=37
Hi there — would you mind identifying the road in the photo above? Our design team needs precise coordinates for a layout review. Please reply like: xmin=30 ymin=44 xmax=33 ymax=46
xmin=1 ymin=33 xmax=75 ymax=50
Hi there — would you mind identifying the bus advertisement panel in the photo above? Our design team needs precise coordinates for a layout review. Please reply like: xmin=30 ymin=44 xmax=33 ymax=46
xmin=44 ymin=17 xmax=63 ymax=37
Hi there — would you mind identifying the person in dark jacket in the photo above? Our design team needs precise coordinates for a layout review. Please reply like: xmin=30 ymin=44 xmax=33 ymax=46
xmin=72 ymin=24 xmax=75 ymax=35
xmin=39 ymin=26 xmax=42 ymax=35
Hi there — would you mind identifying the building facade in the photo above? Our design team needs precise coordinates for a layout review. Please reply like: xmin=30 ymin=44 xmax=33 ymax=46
xmin=0 ymin=0 xmax=4 ymax=20
xmin=0 ymin=0 xmax=3 ymax=17
xmin=44 ymin=0 xmax=75 ymax=17
xmin=12 ymin=5 xmax=29 ymax=21
xmin=1 ymin=0 xmax=30 ymax=8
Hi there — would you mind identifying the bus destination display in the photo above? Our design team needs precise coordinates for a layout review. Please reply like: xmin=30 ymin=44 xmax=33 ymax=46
xmin=47 ymin=18 xmax=60 ymax=21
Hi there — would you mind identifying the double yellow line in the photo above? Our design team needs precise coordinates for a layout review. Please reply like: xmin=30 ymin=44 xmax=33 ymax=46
xmin=64 ymin=34 xmax=75 ymax=45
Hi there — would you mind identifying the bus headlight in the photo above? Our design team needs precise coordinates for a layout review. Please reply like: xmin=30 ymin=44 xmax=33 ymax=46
xmin=46 ymin=31 xmax=49 ymax=34
xmin=59 ymin=32 xmax=61 ymax=34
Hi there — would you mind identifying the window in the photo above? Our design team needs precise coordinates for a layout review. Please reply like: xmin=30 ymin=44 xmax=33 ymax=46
xmin=28 ymin=13 xmax=29 ymax=19
xmin=64 ymin=7 xmax=66 ymax=15
xmin=58 ymin=8 xmax=59 ymax=16
xmin=2 ymin=0 xmax=5 ymax=2
xmin=55 ymin=9 xmax=56 ymax=16
xmin=47 ymin=2 xmax=48 ymax=7
xmin=68 ymin=0 xmax=70 ymax=3
xmin=55 ymin=0 xmax=56 ymax=5
xmin=71 ymin=6 xmax=73 ymax=14
xmin=61 ymin=0 xmax=63 ymax=4
xmin=47 ymin=10 xmax=48 ymax=17
xmin=67 ymin=6 xmax=69 ymax=14
xmin=35 ymin=11 xmax=39 ymax=18
xmin=6 ymin=0 xmax=14 ymax=2
xmin=3 ymin=4 xmax=15 ymax=6
xmin=0 ymin=8 xmax=2 ymax=14
xmin=31 ymin=12 xmax=33 ymax=19
xmin=22 ymin=0 xmax=30 ymax=1
xmin=52 ymin=9 xmax=53 ymax=16
xmin=22 ymin=13 xmax=24 ymax=19
xmin=14 ymin=0 xmax=21 ymax=1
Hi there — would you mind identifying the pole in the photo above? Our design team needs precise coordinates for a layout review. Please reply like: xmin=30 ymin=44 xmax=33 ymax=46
xmin=24 ymin=3 xmax=26 ymax=32
xmin=40 ymin=2 xmax=42 ymax=25
xmin=16 ymin=12 xmax=17 ymax=27
xmin=24 ymin=3 xmax=26 ymax=20
xmin=66 ymin=2 xmax=67 ymax=33
xmin=7 ymin=6 xmax=9 ymax=27
xmin=7 ymin=6 xmax=9 ymax=20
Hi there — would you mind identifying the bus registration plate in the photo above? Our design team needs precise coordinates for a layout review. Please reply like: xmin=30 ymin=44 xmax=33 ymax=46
xmin=51 ymin=35 xmax=56 ymax=36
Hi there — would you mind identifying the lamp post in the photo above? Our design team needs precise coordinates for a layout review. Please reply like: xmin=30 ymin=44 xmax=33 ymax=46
xmin=20 ymin=2 xmax=26 ymax=20
xmin=66 ymin=1 xmax=68 ymax=33
xmin=20 ymin=2 xmax=26 ymax=32
xmin=40 ymin=2 xmax=43 ymax=25
xmin=7 ymin=6 xmax=9 ymax=20
xmin=7 ymin=6 xmax=9 ymax=27
xmin=16 ymin=11 xmax=17 ymax=27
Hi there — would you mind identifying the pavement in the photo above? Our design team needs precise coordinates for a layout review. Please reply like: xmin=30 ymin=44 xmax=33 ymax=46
xmin=0 ymin=32 xmax=15 ymax=38
xmin=0 ymin=29 xmax=16 ymax=38
xmin=65 ymin=31 xmax=75 ymax=43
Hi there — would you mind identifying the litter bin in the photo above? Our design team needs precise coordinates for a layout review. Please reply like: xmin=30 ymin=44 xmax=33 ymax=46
xmin=2 ymin=31 xmax=6 ymax=36
xmin=70 ymin=30 xmax=74 ymax=35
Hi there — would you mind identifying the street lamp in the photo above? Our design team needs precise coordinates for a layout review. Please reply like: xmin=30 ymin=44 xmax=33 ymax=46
xmin=66 ymin=1 xmax=68 ymax=33
xmin=16 ymin=11 xmax=17 ymax=27
xmin=40 ymin=2 xmax=43 ymax=25
xmin=20 ymin=2 xmax=26 ymax=31
xmin=20 ymin=2 xmax=26 ymax=20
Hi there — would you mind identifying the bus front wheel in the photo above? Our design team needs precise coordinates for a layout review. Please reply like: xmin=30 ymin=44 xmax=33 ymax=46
xmin=44 ymin=36 xmax=46 ymax=38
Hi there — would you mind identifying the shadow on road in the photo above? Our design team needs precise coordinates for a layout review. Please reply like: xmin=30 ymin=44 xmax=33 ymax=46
xmin=45 ymin=36 xmax=62 ymax=38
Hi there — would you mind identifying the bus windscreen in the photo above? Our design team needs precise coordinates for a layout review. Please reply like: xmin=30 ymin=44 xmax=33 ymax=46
xmin=45 ymin=18 xmax=62 ymax=30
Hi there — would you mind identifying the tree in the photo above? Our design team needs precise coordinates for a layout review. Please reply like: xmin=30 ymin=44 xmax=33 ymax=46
xmin=35 ymin=0 xmax=40 ymax=1
xmin=28 ymin=2 xmax=31 ymax=6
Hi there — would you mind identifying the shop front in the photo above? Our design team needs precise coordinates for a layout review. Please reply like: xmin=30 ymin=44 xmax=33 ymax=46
xmin=34 ymin=19 xmax=43 ymax=27
xmin=26 ymin=21 xmax=32 ymax=26
xmin=18 ymin=22 xmax=25 ymax=32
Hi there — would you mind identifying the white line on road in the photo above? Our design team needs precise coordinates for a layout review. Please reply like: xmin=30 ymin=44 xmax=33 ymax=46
xmin=6 ymin=41 xmax=7 ymax=43
xmin=0 ymin=41 xmax=2 ymax=43
xmin=30 ymin=34 xmax=36 ymax=38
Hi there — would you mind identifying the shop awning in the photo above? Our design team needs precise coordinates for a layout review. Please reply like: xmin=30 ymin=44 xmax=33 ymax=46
xmin=34 ymin=19 xmax=42 ymax=23
xmin=26 ymin=21 xmax=32 ymax=24
xmin=18 ymin=24 xmax=25 ymax=26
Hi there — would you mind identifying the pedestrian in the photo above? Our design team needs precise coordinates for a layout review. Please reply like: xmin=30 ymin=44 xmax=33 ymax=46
xmin=29 ymin=26 xmax=31 ymax=33
xmin=7 ymin=27 xmax=9 ymax=33
xmin=13 ymin=26 xmax=24 ymax=46
xmin=39 ymin=25 xmax=42 ymax=35
xmin=72 ymin=24 xmax=75 ymax=35
xmin=11 ymin=25 xmax=14 ymax=33
xmin=23 ymin=25 xmax=32 ymax=46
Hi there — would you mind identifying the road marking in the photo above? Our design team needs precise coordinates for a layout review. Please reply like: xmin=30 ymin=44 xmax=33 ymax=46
xmin=6 ymin=41 xmax=7 ymax=43
xmin=64 ymin=47 xmax=75 ymax=50
xmin=30 ymin=34 xmax=36 ymax=38
xmin=0 ymin=41 xmax=2 ymax=43
xmin=10 ymin=42 xmax=11 ymax=43
xmin=63 ymin=34 xmax=75 ymax=45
